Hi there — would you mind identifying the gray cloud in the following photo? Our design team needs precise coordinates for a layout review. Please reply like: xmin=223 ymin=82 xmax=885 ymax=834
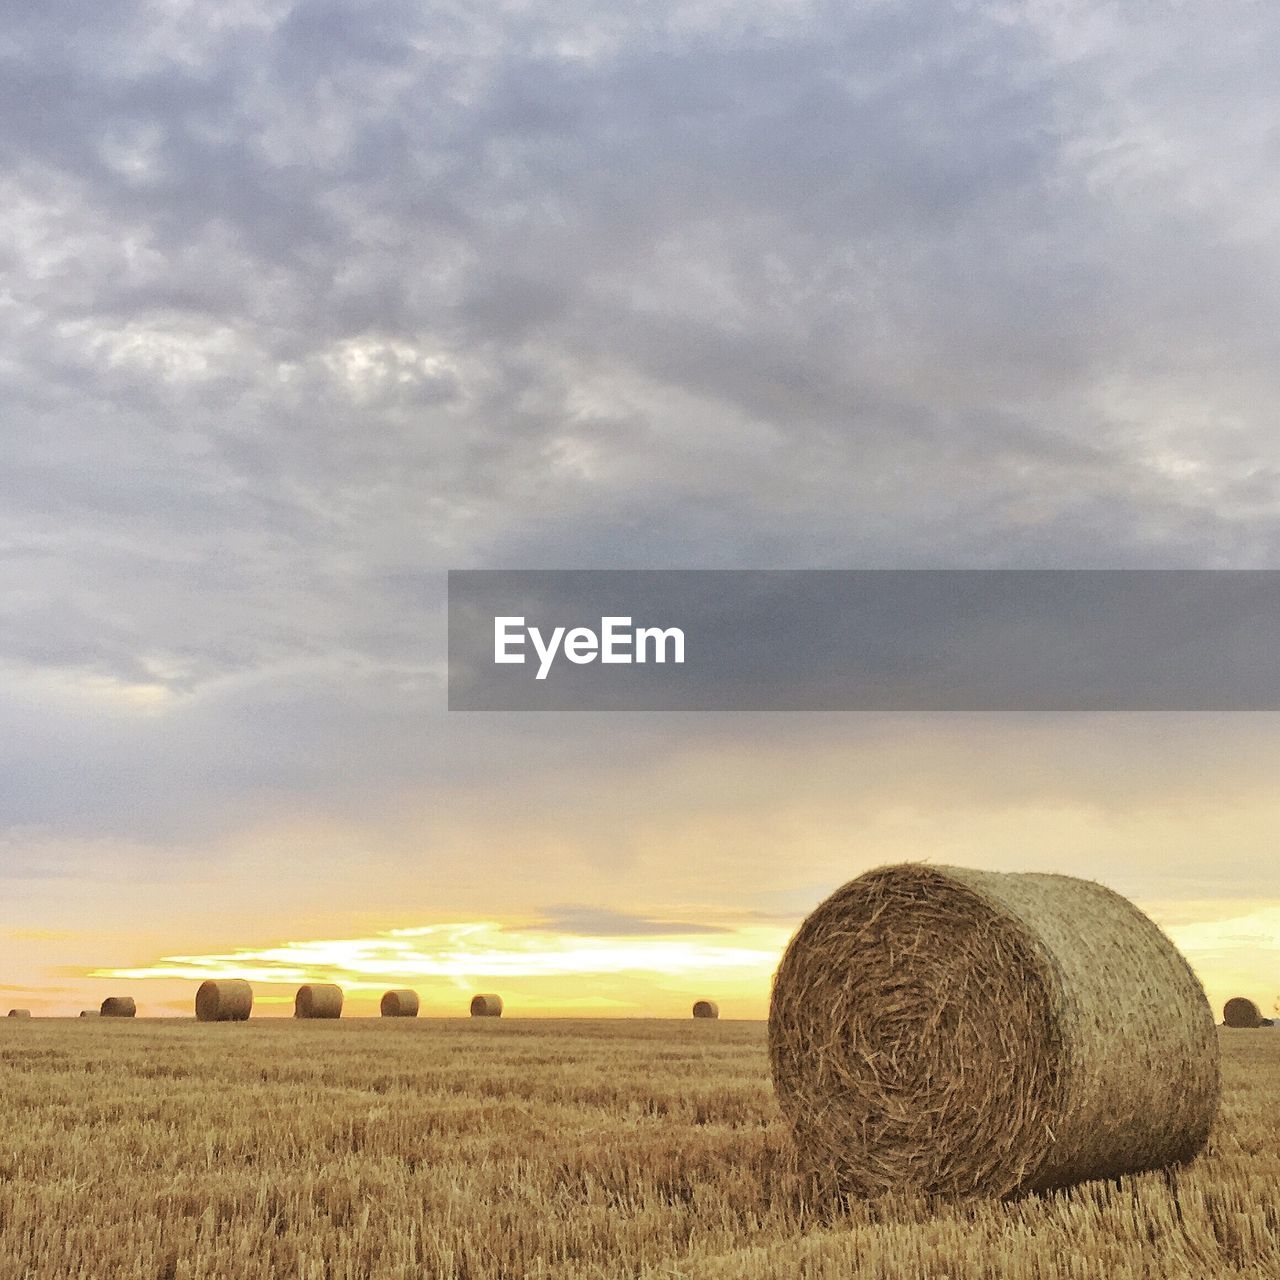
xmin=1 ymin=0 xmax=1279 ymax=869
xmin=527 ymin=905 xmax=731 ymax=936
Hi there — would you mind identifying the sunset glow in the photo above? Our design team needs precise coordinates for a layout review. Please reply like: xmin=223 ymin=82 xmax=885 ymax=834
xmin=86 ymin=920 xmax=793 ymax=1017
xmin=26 ymin=902 xmax=1260 ymax=1022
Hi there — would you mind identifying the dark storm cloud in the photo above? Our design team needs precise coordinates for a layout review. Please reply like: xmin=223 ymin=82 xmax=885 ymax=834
xmin=2 ymin=0 xmax=1280 ymax=849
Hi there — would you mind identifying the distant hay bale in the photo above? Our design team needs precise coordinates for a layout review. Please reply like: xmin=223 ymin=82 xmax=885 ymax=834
xmin=294 ymin=984 xmax=343 ymax=1019
xmin=470 ymin=993 xmax=503 ymax=1018
xmin=100 ymin=996 xmax=136 ymax=1018
xmin=692 ymin=1000 xmax=720 ymax=1019
xmin=380 ymin=989 xmax=420 ymax=1018
xmin=7 ymin=1009 xmax=32 ymax=1018
xmin=769 ymin=863 xmax=1220 ymax=1199
xmin=196 ymin=979 xmax=253 ymax=1022
xmin=1262 ymin=1018 xmax=1276 ymax=1028
xmin=1223 ymin=997 xmax=1263 ymax=1028
xmin=79 ymin=1010 xmax=100 ymax=1018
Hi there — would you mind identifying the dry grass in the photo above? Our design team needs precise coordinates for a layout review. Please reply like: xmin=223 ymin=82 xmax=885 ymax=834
xmin=770 ymin=865 xmax=1219 ymax=1198
xmin=0 ymin=1020 xmax=1276 ymax=1279
xmin=195 ymin=980 xmax=253 ymax=1023
xmin=380 ymin=989 xmax=420 ymax=1018
xmin=1224 ymin=997 xmax=1263 ymax=1029
xmin=295 ymin=984 xmax=343 ymax=1019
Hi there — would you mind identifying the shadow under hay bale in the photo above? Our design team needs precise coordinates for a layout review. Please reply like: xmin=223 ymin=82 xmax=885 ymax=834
xmin=470 ymin=993 xmax=503 ymax=1018
xmin=294 ymin=984 xmax=343 ymax=1019
xmin=1223 ymin=997 xmax=1263 ymax=1029
xmin=769 ymin=863 xmax=1220 ymax=1200
xmin=196 ymin=979 xmax=253 ymax=1022
xmin=692 ymin=1000 xmax=720 ymax=1019
xmin=380 ymin=989 xmax=419 ymax=1017
xmin=7 ymin=1009 xmax=31 ymax=1018
xmin=100 ymin=997 xmax=136 ymax=1018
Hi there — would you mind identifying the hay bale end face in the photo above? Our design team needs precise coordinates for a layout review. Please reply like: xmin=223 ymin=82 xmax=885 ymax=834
xmin=380 ymin=989 xmax=420 ymax=1018
xmin=7 ymin=1009 xmax=32 ymax=1018
xmin=470 ymin=993 xmax=503 ymax=1017
xmin=294 ymin=984 xmax=343 ymax=1019
xmin=692 ymin=1000 xmax=720 ymax=1019
xmin=1223 ymin=997 xmax=1263 ymax=1029
xmin=196 ymin=979 xmax=253 ymax=1022
xmin=100 ymin=996 xmax=136 ymax=1018
xmin=769 ymin=863 xmax=1220 ymax=1199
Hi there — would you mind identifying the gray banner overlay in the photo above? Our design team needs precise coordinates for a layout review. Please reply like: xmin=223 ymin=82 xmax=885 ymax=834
xmin=448 ymin=570 xmax=1280 ymax=711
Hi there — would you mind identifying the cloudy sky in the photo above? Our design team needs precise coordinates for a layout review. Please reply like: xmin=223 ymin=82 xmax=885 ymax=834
xmin=3 ymin=0 xmax=1279 ymax=1018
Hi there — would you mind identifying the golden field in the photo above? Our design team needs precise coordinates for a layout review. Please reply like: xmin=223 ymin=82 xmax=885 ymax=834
xmin=0 ymin=1020 xmax=1276 ymax=1279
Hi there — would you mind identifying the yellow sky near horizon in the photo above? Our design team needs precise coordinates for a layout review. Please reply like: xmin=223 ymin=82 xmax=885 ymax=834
xmin=3 ymin=898 xmax=1277 ymax=1021
xmin=5 ymin=717 xmax=1280 ymax=1021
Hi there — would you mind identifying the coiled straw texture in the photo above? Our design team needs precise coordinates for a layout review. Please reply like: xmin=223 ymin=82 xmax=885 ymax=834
xmin=196 ymin=979 xmax=253 ymax=1022
xmin=294 ymin=984 xmax=343 ymax=1019
xmin=1223 ymin=997 xmax=1262 ymax=1028
xmin=380 ymin=989 xmax=420 ymax=1017
xmin=768 ymin=864 xmax=1220 ymax=1199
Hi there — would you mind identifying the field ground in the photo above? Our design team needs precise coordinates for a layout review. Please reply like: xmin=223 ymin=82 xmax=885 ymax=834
xmin=1 ymin=1020 xmax=1276 ymax=1278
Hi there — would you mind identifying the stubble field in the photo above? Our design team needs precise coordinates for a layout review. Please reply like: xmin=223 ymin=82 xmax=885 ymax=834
xmin=0 ymin=1020 xmax=1276 ymax=1279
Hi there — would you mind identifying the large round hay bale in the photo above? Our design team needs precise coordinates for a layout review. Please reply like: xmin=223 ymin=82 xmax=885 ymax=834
xmin=1223 ymin=997 xmax=1263 ymax=1028
xmin=196 ymin=979 xmax=253 ymax=1022
xmin=294 ymin=984 xmax=343 ymax=1019
xmin=692 ymin=1000 xmax=720 ymax=1019
xmin=769 ymin=863 xmax=1220 ymax=1199
xmin=7 ymin=1009 xmax=32 ymax=1018
xmin=380 ymin=989 xmax=420 ymax=1018
xmin=100 ymin=996 xmax=136 ymax=1018
xmin=470 ymin=993 xmax=503 ymax=1017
